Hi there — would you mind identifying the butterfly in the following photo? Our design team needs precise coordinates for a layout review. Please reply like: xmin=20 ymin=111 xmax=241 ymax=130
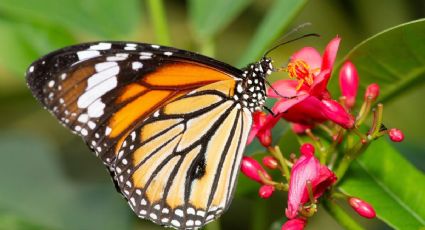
xmin=26 ymin=41 xmax=273 ymax=229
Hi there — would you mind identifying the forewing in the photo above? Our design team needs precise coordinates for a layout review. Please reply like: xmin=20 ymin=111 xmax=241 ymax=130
xmin=25 ymin=42 xmax=241 ymax=166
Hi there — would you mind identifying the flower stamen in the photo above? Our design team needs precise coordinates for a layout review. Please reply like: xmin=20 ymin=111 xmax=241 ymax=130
xmin=285 ymin=60 xmax=318 ymax=90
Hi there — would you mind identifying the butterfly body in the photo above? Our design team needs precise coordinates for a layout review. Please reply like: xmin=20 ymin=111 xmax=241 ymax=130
xmin=26 ymin=42 xmax=273 ymax=229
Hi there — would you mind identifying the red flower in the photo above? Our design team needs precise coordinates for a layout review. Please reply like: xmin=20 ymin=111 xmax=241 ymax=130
xmin=247 ymin=111 xmax=280 ymax=147
xmin=339 ymin=61 xmax=359 ymax=108
xmin=281 ymin=218 xmax=307 ymax=230
xmin=240 ymin=156 xmax=272 ymax=183
xmin=285 ymin=145 xmax=337 ymax=219
xmin=348 ymin=197 xmax=376 ymax=219
xmin=268 ymin=37 xmax=355 ymax=129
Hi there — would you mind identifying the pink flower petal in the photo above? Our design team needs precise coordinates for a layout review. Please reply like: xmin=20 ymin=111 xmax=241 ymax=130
xmin=286 ymin=153 xmax=336 ymax=219
xmin=278 ymin=96 xmax=327 ymax=124
xmin=310 ymin=69 xmax=331 ymax=98
xmin=271 ymin=94 xmax=310 ymax=115
xmin=281 ymin=218 xmax=307 ymax=230
xmin=321 ymin=36 xmax=341 ymax=72
xmin=286 ymin=154 xmax=320 ymax=219
xmin=291 ymin=47 xmax=322 ymax=70
xmin=268 ymin=80 xmax=309 ymax=98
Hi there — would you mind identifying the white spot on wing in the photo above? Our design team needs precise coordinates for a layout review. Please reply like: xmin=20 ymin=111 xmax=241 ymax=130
xmin=95 ymin=62 xmax=117 ymax=72
xmin=48 ymin=80 xmax=55 ymax=87
xmin=171 ymin=220 xmax=180 ymax=227
xmin=132 ymin=61 xmax=143 ymax=70
xmin=105 ymin=126 xmax=112 ymax=135
xmin=77 ymin=114 xmax=89 ymax=123
xmin=175 ymin=209 xmax=184 ymax=217
xmin=78 ymin=77 xmax=117 ymax=108
xmin=77 ymin=50 xmax=100 ymax=60
xmin=89 ymin=42 xmax=111 ymax=50
xmin=87 ymin=99 xmax=105 ymax=118
xmin=87 ymin=65 xmax=119 ymax=89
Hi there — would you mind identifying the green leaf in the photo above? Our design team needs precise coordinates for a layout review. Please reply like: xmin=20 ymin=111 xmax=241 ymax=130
xmin=188 ymin=0 xmax=252 ymax=40
xmin=0 ymin=132 xmax=131 ymax=230
xmin=339 ymin=139 xmax=425 ymax=229
xmin=237 ymin=0 xmax=308 ymax=66
xmin=0 ymin=0 xmax=141 ymax=38
xmin=0 ymin=20 xmax=77 ymax=76
xmin=330 ymin=19 xmax=425 ymax=104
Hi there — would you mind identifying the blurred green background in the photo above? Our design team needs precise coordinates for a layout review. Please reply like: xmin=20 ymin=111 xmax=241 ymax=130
xmin=0 ymin=0 xmax=424 ymax=229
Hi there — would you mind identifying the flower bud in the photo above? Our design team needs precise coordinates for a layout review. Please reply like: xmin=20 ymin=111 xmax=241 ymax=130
xmin=389 ymin=128 xmax=404 ymax=142
xmin=281 ymin=218 xmax=306 ymax=230
xmin=240 ymin=156 xmax=271 ymax=183
xmin=263 ymin=156 xmax=279 ymax=169
xmin=365 ymin=83 xmax=380 ymax=100
xmin=339 ymin=61 xmax=359 ymax=108
xmin=259 ymin=185 xmax=275 ymax=199
xmin=321 ymin=99 xmax=355 ymax=129
xmin=300 ymin=143 xmax=315 ymax=156
xmin=291 ymin=123 xmax=311 ymax=134
xmin=348 ymin=197 xmax=376 ymax=219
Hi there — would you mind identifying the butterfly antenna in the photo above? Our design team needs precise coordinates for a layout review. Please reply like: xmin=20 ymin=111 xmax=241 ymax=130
xmin=263 ymin=106 xmax=276 ymax=117
xmin=263 ymin=33 xmax=320 ymax=58
xmin=264 ymin=79 xmax=286 ymax=98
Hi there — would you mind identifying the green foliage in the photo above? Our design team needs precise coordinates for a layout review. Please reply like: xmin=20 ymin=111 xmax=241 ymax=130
xmin=330 ymin=19 xmax=425 ymax=104
xmin=188 ymin=0 xmax=252 ymax=40
xmin=0 ymin=133 xmax=130 ymax=229
xmin=237 ymin=0 xmax=308 ymax=66
xmin=0 ymin=0 xmax=141 ymax=75
xmin=340 ymin=139 xmax=425 ymax=229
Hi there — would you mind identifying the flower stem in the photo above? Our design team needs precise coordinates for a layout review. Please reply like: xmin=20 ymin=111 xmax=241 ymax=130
xmin=334 ymin=141 xmax=369 ymax=183
xmin=356 ymin=96 xmax=372 ymax=126
xmin=323 ymin=199 xmax=365 ymax=230
xmin=306 ymin=129 xmax=326 ymax=164
xmin=269 ymin=146 xmax=291 ymax=181
xmin=371 ymin=104 xmax=384 ymax=137
xmin=147 ymin=0 xmax=171 ymax=45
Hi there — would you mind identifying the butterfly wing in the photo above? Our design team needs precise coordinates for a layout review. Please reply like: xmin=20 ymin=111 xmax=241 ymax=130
xmin=26 ymin=42 xmax=252 ymax=229
xmin=26 ymin=42 xmax=241 ymax=164
xmin=115 ymin=80 xmax=252 ymax=228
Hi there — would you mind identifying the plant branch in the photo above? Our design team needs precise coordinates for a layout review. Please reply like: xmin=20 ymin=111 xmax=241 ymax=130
xmin=322 ymin=199 xmax=364 ymax=230
xmin=147 ymin=0 xmax=171 ymax=45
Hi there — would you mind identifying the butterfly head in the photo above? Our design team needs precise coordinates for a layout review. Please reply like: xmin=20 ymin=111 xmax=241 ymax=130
xmin=236 ymin=57 xmax=274 ymax=112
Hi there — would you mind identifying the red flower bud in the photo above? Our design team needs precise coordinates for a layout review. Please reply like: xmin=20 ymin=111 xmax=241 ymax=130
xmin=321 ymin=99 xmax=355 ymax=129
xmin=291 ymin=123 xmax=312 ymax=134
xmin=259 ymin=185 xmax=275 ymax=199
xmin=281 ymin=218 xmax=306 ymax=230
xmin=389 ymin=128 xmax=404 ymax=142
xmin=365 ymin=83 xmax=380 ymax=100
xmin=300 ymin=143 xmax=315 ymax=156
xmin=240 ymin=156 xmax=271 ymax=183
xmin=348 ymin=197 xmax=376 ymax=219
xmin=263 ymin=156 xmax=279 ymax=169
xmin=339 ymin=61 xmax=359 ymax=108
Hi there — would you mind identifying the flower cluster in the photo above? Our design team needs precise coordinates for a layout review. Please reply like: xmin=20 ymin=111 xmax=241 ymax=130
xmin=242 ymin=36 xmax=404 ymax=229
